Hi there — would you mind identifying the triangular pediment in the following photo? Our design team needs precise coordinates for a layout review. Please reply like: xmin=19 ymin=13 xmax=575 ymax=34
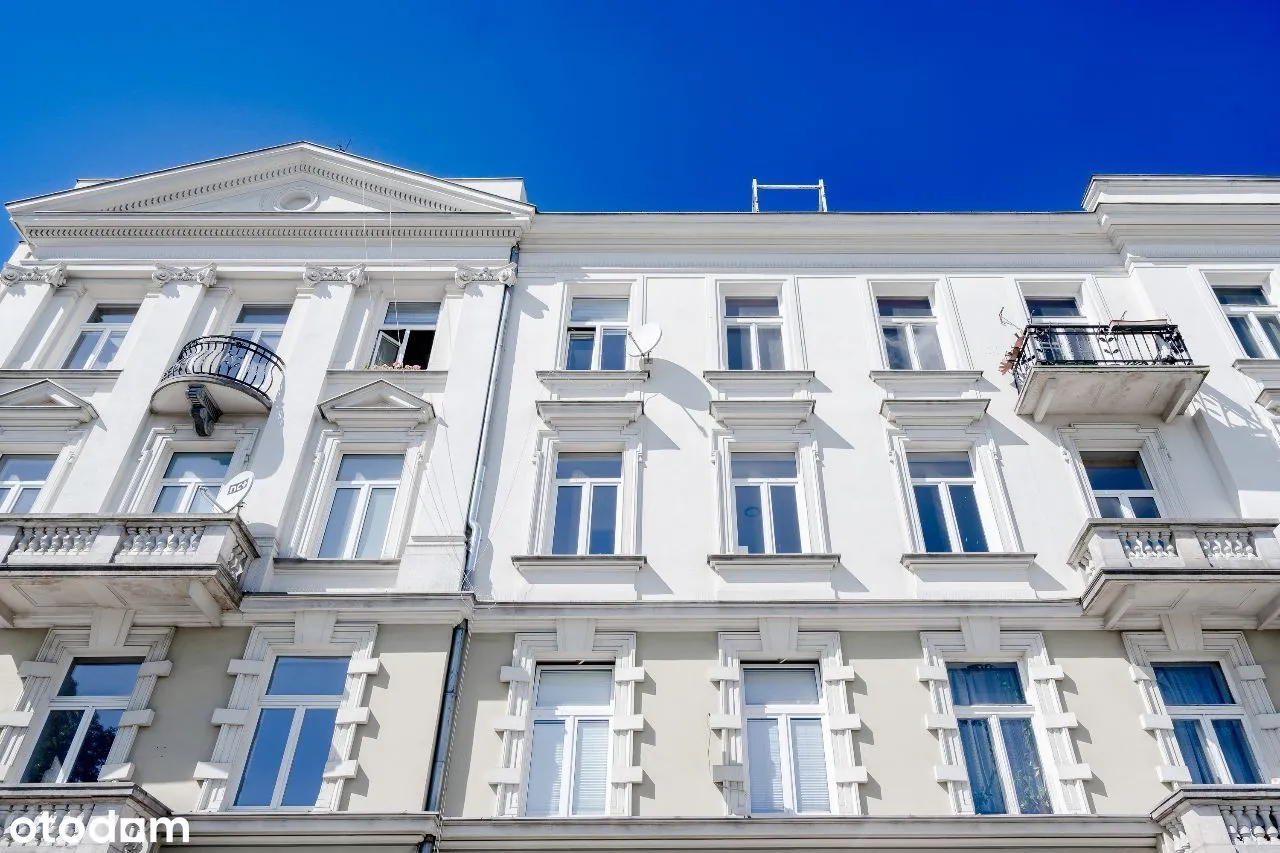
xmin=318 ymin=380 xmax=434 ymax=427
xmin=8 ymin=142 xmax=532 ymax=217
xmin=0 ymin=381 xmax=98 ymax=427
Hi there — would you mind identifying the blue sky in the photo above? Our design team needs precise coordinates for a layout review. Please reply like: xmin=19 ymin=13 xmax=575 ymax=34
xmin=2 ymin=0 xmax=1277 ymax=239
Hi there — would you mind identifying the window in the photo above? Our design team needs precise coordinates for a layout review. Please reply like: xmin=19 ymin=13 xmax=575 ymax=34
xmin=22 ymin=659 xmax=141 ymax=784
xmin=62 ymin=305 xmax=137 ymax=369
xmin=221 ymin=304 xmax=291 ymax=381
xmin=723 ymin=297 xmax=784 ymax=370
xmin=152 ymin=451 xmax=232 ymax=513
xmin=1080 ymin=451 xmax=1160 ymax=519
xmin=948 ymin=663 xmax=1052 ymax=815
xmin=524 ymin=668 xmax=613 ymax=817
xmin=549 ymin=453 xmax=622 ymax=555
xmin=317 ymin=454 xmax=403 ymax=558
xmin=369 ymin=302 xmax=438 ymax=368
xmin=234 ymin=657 xmax=347 ymax=808
xmin=0 ymin=455 xmax=56 ymax=513
xmin=565 ymin=298 xmax=628 ymax=371
xmin=1215 ymin=287 xmax=1280 ymax=359
xmin=731 ymin=452 xmax=803 ymax=555
xmin=1154 ymin=663 xmax=1262 ymax=785
xmin=1024 ymin=297 xmax=1095 ymax=362
xmin=878 ymin=297 xmax=944 ymax=370
xmin=908 ymin=452 xmax=989 ymax=553
xmin=742 ymin=667 xmax=830 ymax=814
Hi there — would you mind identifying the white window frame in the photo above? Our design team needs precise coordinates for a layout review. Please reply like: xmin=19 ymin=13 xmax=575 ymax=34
xmin=0 ymin=383 xmax=96 ymax=513
xmin=728 ymin=450 xmax=806 ymax=555
xmin=552 ymin=280 xmax=643 ymax=374
xmin=529 ymin=432 xmax=642 ymax=559
xmin=1123 ymin=630 xmax=1280 ymax=787
xmin=920 ymin=625 xmax=1091 ymax=816
xmin=1078 ymin=450 xmax=1162 ymax=519
xmin=563 ymin=297 xmax=631 ymax=371
xmin=864 ymin=278 xmax=966 ymax=371
xmin=1200 ymin=269 xmax=1280 ymax=360
xmin=713 ymin=431 xmax=829 ymax=556
xmin=1155 ymin=665 xmax=1259 ymax=784
xmin=722 ymin=294 xmax=784 ymax=371
xmin=710 ymin=626 xmax=864 ymax=816
xmin=151 ymin=449 xmax=235 ymax=514
xmin=523 ymin=666 xmax=615 ymax=817
xmin=21 ymin=659 xmax=140 ymax=784
xmin=546 ymin=451 xmax=624 ymax=555
xmin=0 ymin=453 xmax=59 ymax=514
xmin=60 ymin=303 xmax=139 ymax=370
xmin=1057 ymin=424 xmax=1186 ymax=520
xmin=905 ymin=449 xmax=991 ymax=554
xmin=119 ymin=424 xmax=258 ymax=514
xmin=741 ymin=664 xmax=831 ymax=814
xmin=367 ymin=299 xmax=440 ymax=369
xmin=490 ymin=627 xmax=642 ymax=817
xmin=314 ymin=452 xmax=406 ymax=559
xmin=876 ymin=295 xmax=946 ymax=370
xmin=0 ymin=624 xmax=173 ymax=785
xmin=196 ymin=619 xmax=378 ymax=812
xmin=710 ymin=279 xmax=807 ymax=373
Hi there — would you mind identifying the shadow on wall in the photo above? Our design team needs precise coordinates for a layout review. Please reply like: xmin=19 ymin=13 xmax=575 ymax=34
xmin=1194 ymin=381 xmax=1280 ymax=505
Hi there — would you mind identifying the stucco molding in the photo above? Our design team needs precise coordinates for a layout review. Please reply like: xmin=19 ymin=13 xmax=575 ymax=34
xmin=454 ymin=263 xmax=517 ymax=288
xmin=151 ymin=263 xmax=217 ymax=290
xmin=1 ymin=262 xmax=67 ymax=289
xmin=301 ymin=263 xmax=368 ymax=291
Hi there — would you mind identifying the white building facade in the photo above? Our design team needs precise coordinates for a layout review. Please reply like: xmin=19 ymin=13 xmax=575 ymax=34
xmin=0 ymin=146 xmax=1279 ymax=852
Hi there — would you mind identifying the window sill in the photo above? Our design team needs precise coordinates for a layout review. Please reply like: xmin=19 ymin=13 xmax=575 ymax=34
xmin=324 ymin=368 xmax=447 ymax=397
xmin=901 ymin=552 xmax=1036 ymax=571
xmin=513 ymin=554 xmax=646 ymax=573
xmin=537 ymin=370 xmax=649 ymax=399
xmin=703 ymin=370 xmax=814 ymax=396
xmin=901 ymin=552 xmax=1038 ymax=599
xmin=1232 ymin=358 xmax=1280 ymax=382
xmin=708 ymin=553 xmax=840 ymax=572
xmin=0 ymin=369 xmax=122 ymax=393
xmin=272 ymin=557 xmax=402 ymax=570
xmin=869 ymin=369 xmax=986 ymax=400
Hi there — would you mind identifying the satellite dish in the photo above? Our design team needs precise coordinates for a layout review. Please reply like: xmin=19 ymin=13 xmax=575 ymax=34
xmin=626 ymin=324 xmax=663 ymax=358
xmin=214 ymin=471 xmax=255 ymax=512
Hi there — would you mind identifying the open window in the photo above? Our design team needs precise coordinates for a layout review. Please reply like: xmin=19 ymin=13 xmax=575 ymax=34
xmin=369 ymin=301 xmax=438 ymax=369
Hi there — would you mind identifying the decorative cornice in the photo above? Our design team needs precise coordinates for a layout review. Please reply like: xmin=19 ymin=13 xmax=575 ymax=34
xmin=151 ymin=262 xmax=216 ymax=289
xmin=1 ymin=262 xmax=67 ymax=288
xmin=303 ymin=263 xmax=367 ymax=289
xmin=23 ymin=225 xmax=523 ymax=241
xmin=455 ymin=262 xmax=517 ymax=287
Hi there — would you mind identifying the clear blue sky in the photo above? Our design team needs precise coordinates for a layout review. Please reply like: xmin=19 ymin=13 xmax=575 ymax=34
xmin=2 ymin=0 xmax=1278 ymax=240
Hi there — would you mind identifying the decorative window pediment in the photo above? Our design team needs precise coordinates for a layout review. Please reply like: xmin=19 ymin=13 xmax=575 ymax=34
xmin=709 ymin=399 xmax=814 ymax=430
xmin=317 ymin=380 xmax=434 ymax=428
xmin=0 ymin=381 xmax=98 ymax=428
xmin=535 ymin=400 xmax=642 ymax=430
xmin=880 ymin=398 xmax=989 ymax=428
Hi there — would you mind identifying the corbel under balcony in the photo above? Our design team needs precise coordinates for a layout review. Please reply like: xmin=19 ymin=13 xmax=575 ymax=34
xmin=1069 ymin=518 xmax=1280 ymax=629
xmin=536 ymin=369 xmax=650 ymax=400
xmin=879 ymin=397 xmax=989 ymax=428
xmin=702 ymin=370 xmax=815 ymax=397
xmin=869 ymin=369 xmax=986 ymax=400
xmin=900 ymin=552 xmax=1038 ymax=600
xmin=708 ymin=399 xmax=814 ymax=430
xmin=1233 ymin=359 xmax=1280 ymax=412
xmin=536 ymin=400 xmax=643 ymax=430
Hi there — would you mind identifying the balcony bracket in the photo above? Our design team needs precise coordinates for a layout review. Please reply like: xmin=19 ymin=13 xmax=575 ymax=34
xmin=187 ymin=384 xmax=223 ymax=437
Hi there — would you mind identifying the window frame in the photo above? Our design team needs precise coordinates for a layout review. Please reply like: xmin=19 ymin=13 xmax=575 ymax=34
xmin=367 ymin=300 xmax=441 ymax=369
xmin=60 ymin=303 xmax=139 ymax=370
xmin=906 ymin=451 xmax=991 ymax=554
xmin=713 ymin=434 xmax=830 ymax=557
xmin=1079 ymin=451 xmax=1162 ymax=519
xmin=722 ymin=294 xmax=786 ymax=371
xmin=1213 ymin=285 xmax=1280 ymax=360
xmin=740 ymin=664 xmax=833 ymax=815
xmin=877 ymin=296 xmax=946 ymax=371
xmin=1154 ymin=663 xmax=1261 ymax=785
xmin=729 ymin=451 xmax=806 ymax=555
xmin=122 ymin=425 xmax=257 ymax=515
xmin=546 ymin=452 xmax=624 ymax=556
xmin=865 ymin=279 xmax=965 ymax=372
xmin=529 ymin=435 xmax=641 ymax=559
xmin=563 ymin=297 xmax=630 ymax=371
xmin=0 ymin=453 xmax=59 ymax=514
xmin=522 ymin=666 xmax=616 ymax=817
xmin=151 ymin=450 xmax=234 ymax=514
xmin=1057 ymin=425 xmax=1186 ymax=520
xmin=315 ymin=452 xmax=406 ymax=560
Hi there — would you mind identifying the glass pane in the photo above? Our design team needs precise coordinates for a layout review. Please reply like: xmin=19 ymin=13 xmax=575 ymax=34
xmin=267 ymin=657 xmax=348 ymax=696
xmin=958 ymin=718 xmax=1007 ymax=814
xmin=234 ymin=708 xmax=294 ymax=806
xmin=587 ymin=485 xmax=617 ymax=555
xmin=570 ymin=719 xmax=609 ymax=815
xmin=371 ymin=329 xmax=404 ymax=367
xmin=1172 ymin=718 xmax=1217 ymax=784
xmin=551 ymin=485 xmax=583 ymax=555
xmin=1129 ymin=496 xmax=1161 ymax=519
xmin=1229 ymin=316 xmax=1264 ymax=358
xmin=354 ymin=487 xmax=396 ymax=558
xmin=948 ymin=663 xmax=1024 ymax=706
xmin=1216 ymin=287 xmax=1270 ymax=306
xmin=256 ymin=331 xmax=283 ymax=353
xmin=22 ymin=709 xmax=84 ymax=783
xmin=913 ymin=484 xmax=952 ymax=553
xmin=600 ymin=329 xmax=627 ymax=370
xmin=163 ymin=451 xmax=232 ymax=480
xmin=565 ymin=331 xmax=595 ymax=371
xmin=569 ymin=297 xmax=628 ymax=323
xmin=95 ymin=330 xmax=125 ymax=367
xmin=59 ymin=660 xmax=142 ymax=697
xmin=11 ymin=488 xmax=39 ymax=513
xmin=757 ymin=326 xmax=785 ymax=369
xmin=912 ymin=324 xmax=945 ymax=369
xmin=725 ymin=297 xmax=779 ymax=318
xmin=1259 ymin=316 xmax=1280 ymax=358
xmin=743 ymin=668 xmax=820 ymax=705
xmin=152 ymin=485 xmax=185 ymax=513
xmin=877 ymin=297 xmax=933 ymax=318
xmin=336 ymin=454 xmax=403 ymax=482
xmin=1000 ymin=718 xmax=1053 ymax=814
xmin=747 ymin=718 xmax=784 ymax=813
xmin=0 ymin=488 xmax=10 ymax=510
xmin=907 ymin=452 xmax=973 ymax=479
xmin=281 ymin=707 xmax=338 ymax=807
xmin=556 ymin=453 xmax=622 ymax=479
xmin=735 ymin=485 xmax=765 ymax=554
xmin=190 ymin=486 xmax=220 ymax=514
xmin=67 ymin=709 xmax=123 ymax=784
xmin=535 ymin=668 xmax=614 ymax=708
xmin=0 ymin=455 xmax=56 ymax=482
xmin=1095 ymin=496 xmax=1125 ymax=519
xmin=1081 ymin=452 xmax=1152 ymax=491
xmin=317 ymin=487 xmax=359 ymax=558
xmin=730 ymin=452 xmax=797 ymax=479
xmin=725 ymin=325 xmax=752 ymax=370
xmin=90 ymin=305 xmax=138 ymax=324
xmin=1025 ymin=297 xmax=1082 ymax=319
xmin=769 ymin=484 xmax=802 ymax=554
xmin=948 ymin=484 xmax=990 ymax=553
xmin=882 ymin=325 xmax=912 ymax=370
xmin=790 ymin=718 xmax=831 ymax=813
xmin=62 ymin=331 xmax=99 ymax=369
xmin=236 ymin=304 xmax=292 ymax=325
xmin=1213 ymin=718 xmax=1262 ymax=784
xmin=383 ymin=301 xmax=439 ymax=326
xmin=1153 ymin=663 xmax=1233 ymax=705
xmin=524 ymin=721 xmax=566 ymax=817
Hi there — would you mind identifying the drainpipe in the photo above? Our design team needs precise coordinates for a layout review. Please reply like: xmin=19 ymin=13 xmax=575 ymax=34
xmin=421 ymin=244 xmax=518 ymax=850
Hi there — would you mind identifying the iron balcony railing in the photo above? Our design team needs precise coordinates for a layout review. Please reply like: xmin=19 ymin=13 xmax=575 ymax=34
xmin=161 ymin=335 xmax=284 ymax=407
xmin=1010 ymin=323 xmax=1193 ymax=391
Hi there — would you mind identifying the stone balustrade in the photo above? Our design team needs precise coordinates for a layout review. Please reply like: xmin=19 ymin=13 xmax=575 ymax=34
xmin=1069 ymin=519 xmax=1280 ymax=582
xmin=1153 ymin=785 xmax=1280 ymax=853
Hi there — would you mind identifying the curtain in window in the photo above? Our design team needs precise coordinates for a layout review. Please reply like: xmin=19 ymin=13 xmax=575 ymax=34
xmin=747 ymin=718 xmax=784 ymax=813
xmin=1000 ymin=718 xmax=1052 ymax=814
xmin=1212 ymin=719 xmax=1262 ymax=784
xmin=1172 ymin=719 xmax=1217 ymax=784
xmin=789 ymin=718 xmax=831 ymax=813
xmin=948 ymin=663 xmax=1024 ymax=706
xmin=743 ymin=669 xmax=820 ymax=705
xmin=958 ymin=718 xmax=1006 ymax=815
xmin=569 ymin=298 xmax=628 ymax=323
xmin=1153 ymin=664 xmax=1233 ymax=705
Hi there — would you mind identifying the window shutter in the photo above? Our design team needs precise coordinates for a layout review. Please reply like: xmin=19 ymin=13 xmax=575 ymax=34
xmin=746 ymin=718 xmax=784 ymax=813
xmin=570 ymin=720 xmax=609 ymax=815
xmin=742 ymin=669 xmax=820 ymax=705
xmin=524 ymin=720 xmax=566 ymax=817
xmin=535 ymin=669 xmax=614 ymax=708
xmin=789 ymin=717 xmax=831 ymax=814
xmin=570 ymin=298 xmax=628 ymax=323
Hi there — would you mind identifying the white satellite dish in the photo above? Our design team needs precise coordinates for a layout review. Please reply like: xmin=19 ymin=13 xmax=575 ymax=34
xmin=214 ymin=471 xmax=255 ymax=512
xmin=626 ymin=324 xmax=663 ymax=359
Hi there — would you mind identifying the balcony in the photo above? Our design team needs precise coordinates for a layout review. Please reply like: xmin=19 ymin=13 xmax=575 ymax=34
xmin=0 ymin=513 xmax=255 ymax=626
xmin=151 ymin=336 xmax=284 ymax=433
xmin=1070 ymin=519 xmax=1280 ymax=629
xmin=0 ymin=782 xmax=173 ymax=851
xmin=1007 ymin=323 xmax=1207 ymax=422
xmin=1153 ymin=784 xmax=1280 ymax=853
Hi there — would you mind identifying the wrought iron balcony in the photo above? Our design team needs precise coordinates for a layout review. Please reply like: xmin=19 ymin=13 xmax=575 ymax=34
xmin=151 ymin=335 xmax=284 ymax=433
xmin=1006 ymin=323 xmax=1207 ymax=421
